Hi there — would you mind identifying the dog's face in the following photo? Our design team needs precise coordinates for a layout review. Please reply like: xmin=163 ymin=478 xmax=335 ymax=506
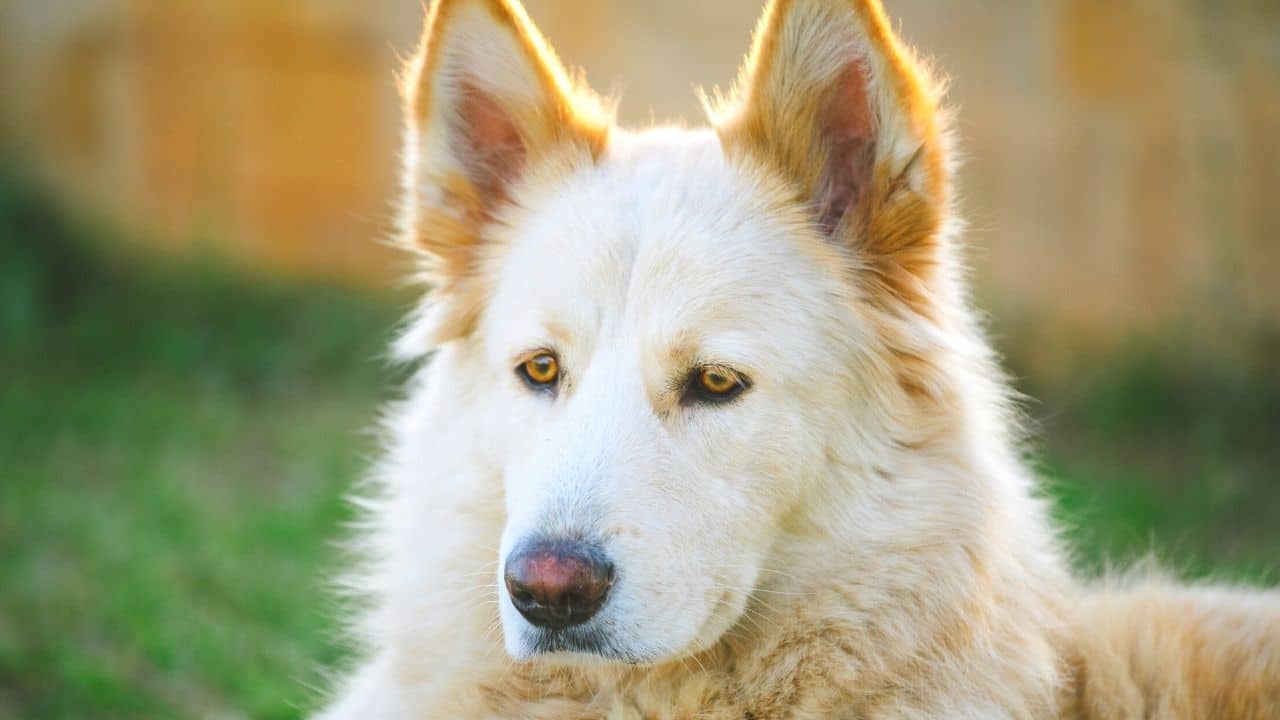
xmin=485 ymin=130 xmax=863 ymax=661
xmin=401 ymin=0 xmax=949 ymax=665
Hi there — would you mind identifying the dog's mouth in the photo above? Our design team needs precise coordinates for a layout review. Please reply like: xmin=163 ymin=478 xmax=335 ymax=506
xmin=512 ymin=586 xmax=742 ymax=667
xmin=522 ymin=625 xmax=653 ymax=665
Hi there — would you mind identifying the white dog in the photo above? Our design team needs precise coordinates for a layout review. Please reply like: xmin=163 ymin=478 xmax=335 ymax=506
xmin=316 ymin=0 xmax=1280 ymax=717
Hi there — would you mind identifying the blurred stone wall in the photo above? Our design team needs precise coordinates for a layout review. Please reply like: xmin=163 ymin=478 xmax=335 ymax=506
xmin=1 ymin=0 xmax=1277 ymax=350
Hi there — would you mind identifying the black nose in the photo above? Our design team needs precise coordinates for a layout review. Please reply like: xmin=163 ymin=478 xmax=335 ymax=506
xmin=504 ymin=538 xmax=615 ymax=630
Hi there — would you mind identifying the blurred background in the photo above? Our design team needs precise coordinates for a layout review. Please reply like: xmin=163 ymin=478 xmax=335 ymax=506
xmin=1 ymin=0 xmax=1276 ymax=717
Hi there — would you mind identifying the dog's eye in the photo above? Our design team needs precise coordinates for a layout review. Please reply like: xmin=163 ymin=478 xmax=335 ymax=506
xmin=687 ymin=365 xmax=749 ymax=404
xmin=518 ymin=353 xmax=560 ymax=389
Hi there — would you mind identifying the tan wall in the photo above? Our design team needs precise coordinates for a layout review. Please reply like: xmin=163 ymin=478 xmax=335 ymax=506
xmin=2 ymin=0 xmax=1277 ymax=346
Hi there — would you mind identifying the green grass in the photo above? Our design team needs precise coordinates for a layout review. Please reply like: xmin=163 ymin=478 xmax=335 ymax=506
xmin=1 ymin=169 xmax=1276 ymax=718
xmin=1027 ymin=344 xmax=1280 ymax=583
xmin=0 ymin=170 xmax=403 ymax=718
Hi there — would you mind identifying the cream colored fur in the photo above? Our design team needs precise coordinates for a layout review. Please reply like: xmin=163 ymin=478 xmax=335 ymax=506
xmin=315 ymin=1 xmax=1280 ymax=717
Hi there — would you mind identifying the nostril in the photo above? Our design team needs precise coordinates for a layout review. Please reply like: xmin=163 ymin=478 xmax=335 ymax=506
xmin=503 ymin=538 xmax=614 ymax=630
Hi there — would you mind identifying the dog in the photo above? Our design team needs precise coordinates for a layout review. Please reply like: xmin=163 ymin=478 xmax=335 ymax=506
xmin=315 ymin=0 xmax=1280 ymax=717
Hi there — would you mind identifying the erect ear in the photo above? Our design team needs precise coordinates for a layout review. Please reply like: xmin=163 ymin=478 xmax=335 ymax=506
xmin=399 ymin=0 xmax=610 ymax=328
xmin=711 ymin=0 xmax=951 ymax=309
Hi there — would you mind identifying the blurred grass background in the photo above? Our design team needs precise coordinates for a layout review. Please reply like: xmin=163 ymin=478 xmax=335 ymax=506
xmin=0 ymin=167 xmax=400 ymax=718
xmin=1 ymin=0 xmax=1278 ymax=718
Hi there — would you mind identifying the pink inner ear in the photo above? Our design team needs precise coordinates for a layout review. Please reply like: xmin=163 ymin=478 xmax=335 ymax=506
xmin=456 ymin=82 xmax=527 ymax=205
xmin=814 ymin=60 xmax=877 ymax=235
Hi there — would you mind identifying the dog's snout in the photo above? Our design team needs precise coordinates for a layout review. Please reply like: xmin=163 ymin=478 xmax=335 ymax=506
xmin=504 ymin=538 xmax=615 ymax=630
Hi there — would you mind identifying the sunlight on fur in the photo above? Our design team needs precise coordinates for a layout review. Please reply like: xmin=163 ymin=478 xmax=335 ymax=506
xmin=315 ymin=1 xmax=1280 ymax=717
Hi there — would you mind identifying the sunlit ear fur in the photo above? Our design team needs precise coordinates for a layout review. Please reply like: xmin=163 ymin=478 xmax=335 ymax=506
xmin=397 ymin=0 xmax=611 ymax=347
xmin=710 ymin=0 xmax=951 ymax=315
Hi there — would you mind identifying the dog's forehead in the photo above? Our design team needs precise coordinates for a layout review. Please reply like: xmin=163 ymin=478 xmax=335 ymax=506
xmin=489 ymin=127 xmax=842 ymax=345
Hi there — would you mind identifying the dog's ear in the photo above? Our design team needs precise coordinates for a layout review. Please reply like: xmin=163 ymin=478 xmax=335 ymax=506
xmin=399 ymin=0 xmax=610 ymax=336
xmin=712 ymin=0 xmax=950 ymax=310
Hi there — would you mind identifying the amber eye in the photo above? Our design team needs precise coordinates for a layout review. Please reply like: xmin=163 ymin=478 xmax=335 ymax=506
xmin=689 ymin=365 xmax=749 ymax=403
xmin=518 ymin=353 xmax=560 ymax=389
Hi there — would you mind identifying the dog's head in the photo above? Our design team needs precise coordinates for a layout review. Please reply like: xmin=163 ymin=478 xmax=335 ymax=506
xmin=400 ymin=0 xmax=953 ymax=665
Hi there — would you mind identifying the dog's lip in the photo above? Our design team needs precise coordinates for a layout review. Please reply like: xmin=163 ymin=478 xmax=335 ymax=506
xmin=521 ymin=625 xmax=655 ymax=665
xmin=518 ymin=588 xmax=739 ymax=667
